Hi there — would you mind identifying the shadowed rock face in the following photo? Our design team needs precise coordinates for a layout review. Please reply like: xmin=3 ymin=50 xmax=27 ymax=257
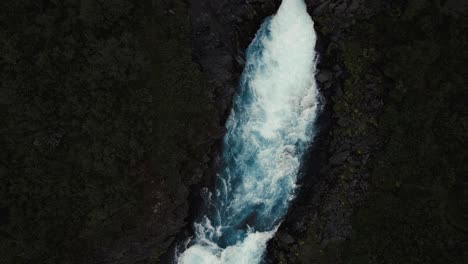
xmin=190 ymin=0 xmax=282 ymax=120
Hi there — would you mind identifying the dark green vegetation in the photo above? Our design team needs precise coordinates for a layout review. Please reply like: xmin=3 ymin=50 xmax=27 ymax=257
xmin=343 ymin=2 xmax=468 ymax=262
xmin=271 ymin=1 xmax=467 ymax=263
xmin=1 ymin=0 xmax=466 ymax=263
xmin=152 ymin=0 xmax=223 ymax=260
xmin=1 ymin=0 xmax=220 ymax=263
xmin=1 ymin=1 xmax=149 ymax=262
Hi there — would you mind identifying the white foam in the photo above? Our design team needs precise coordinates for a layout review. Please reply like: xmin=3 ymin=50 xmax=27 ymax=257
xmin=177 ymin=230 xmax=276 ymax=264
xmin=178 ymin=0 xmax=318 ymax=263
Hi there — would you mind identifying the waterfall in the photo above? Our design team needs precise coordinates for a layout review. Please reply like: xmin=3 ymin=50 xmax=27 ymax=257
xmin=178 ymin=0 xmax=319 ymax=263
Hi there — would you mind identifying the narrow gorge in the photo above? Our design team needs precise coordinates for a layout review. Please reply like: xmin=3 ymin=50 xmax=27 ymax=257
xmin=178 ymin=1 xmax=319 ymax=263
xmin=1 ymin=1 xmax=466 ymax=264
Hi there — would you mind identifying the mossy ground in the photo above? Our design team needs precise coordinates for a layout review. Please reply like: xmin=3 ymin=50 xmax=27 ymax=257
xmin=0 ymin=0 xmax=219 ymax=263
xmin=290 ymin=1 xmax=467 ymax=263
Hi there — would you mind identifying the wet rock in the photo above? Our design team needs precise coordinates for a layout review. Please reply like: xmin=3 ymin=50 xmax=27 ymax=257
xmin=334 ymin=2 xmax=348 ymax=14
xmin=277 ymin=231 xmax=295 ymax=245
xmin=348 ymin=0 xmax=362 ymax=12
xmin=316 ymin=70 xmax=332 ymax=83
xmin=313 ymin=0 xmax=331 ymax=16
xmin=333 ymin=64 xmax=344 ymax=77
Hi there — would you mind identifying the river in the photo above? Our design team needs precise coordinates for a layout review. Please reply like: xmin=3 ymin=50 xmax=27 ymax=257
xmin=178 ymin=1 xmax=319 ymax=263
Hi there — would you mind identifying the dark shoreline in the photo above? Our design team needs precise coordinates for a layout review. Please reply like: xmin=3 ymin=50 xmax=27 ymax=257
xmin=161 ymin=2 xmax=336 ymax=262
xmin=160 ymin=1 xmax=282 ymax=262
xmin=264 ymin=11 xmax=338 ymax=261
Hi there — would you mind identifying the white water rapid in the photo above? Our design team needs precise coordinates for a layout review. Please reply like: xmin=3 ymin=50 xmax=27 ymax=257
xmin=178 ymin=0 xmax=319 ymax=263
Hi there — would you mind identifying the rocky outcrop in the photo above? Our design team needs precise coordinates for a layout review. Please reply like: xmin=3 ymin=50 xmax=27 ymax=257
xmin=154 ymin=0 xmax=287 ymax=262
xmin=267 ymin=0 xmax=467 ymax=263
xmin=189 ymin=0 xmax=281 ymax=118
xmin=162 ymin=1 xmax=466 ymax=263
xmin=265 ymin=1 xmax=387 ymax=260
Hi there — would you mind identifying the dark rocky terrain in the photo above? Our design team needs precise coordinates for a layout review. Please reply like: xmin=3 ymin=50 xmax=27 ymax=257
xmin=1 ymin=0 xmax=466 ymax=264
xmin=268 ymin=0 xmax=468 ymax=263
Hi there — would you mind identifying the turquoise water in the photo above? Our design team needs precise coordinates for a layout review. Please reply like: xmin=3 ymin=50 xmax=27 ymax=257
xmin=178 ymin=1 xmax=319 ymax=263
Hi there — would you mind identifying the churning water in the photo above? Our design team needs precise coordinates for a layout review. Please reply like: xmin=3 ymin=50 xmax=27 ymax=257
xmin=178 ymin=0 xmax=319 ymax=263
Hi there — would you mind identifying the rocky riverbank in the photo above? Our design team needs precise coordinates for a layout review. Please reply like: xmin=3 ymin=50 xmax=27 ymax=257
xmin=176 ymin=1 xmax=391 ymax=263
xmin=158 ymin=0 xmax=468 ymax=263
xmin=267 ymin=1 xmax=467 ymax=263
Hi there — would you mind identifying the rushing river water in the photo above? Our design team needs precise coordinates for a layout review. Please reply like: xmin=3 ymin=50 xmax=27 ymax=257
xmin=178 ymin=0 xmax=319 ymax=263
